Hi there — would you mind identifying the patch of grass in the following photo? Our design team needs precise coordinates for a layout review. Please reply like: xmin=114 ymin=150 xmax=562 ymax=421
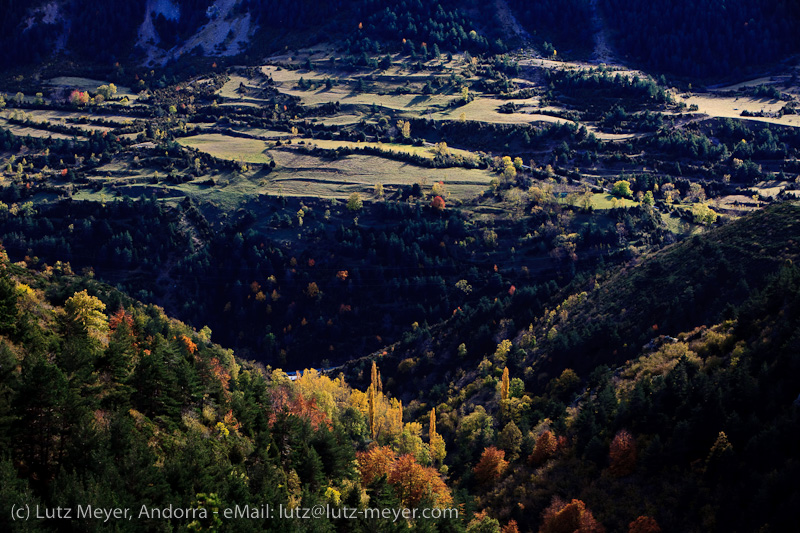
xmin=46 ymin=77 xmax=139 ymax=100
xmin=262 ymin=150 xmax=494 ymax=200
xmin=0 ymin=117 xmax=80 ymax=139
xmin=301 ymin=138 xmax=475 ymax=160
xmin=177 ymin=133 xmax=273 ymax=164
xmin=589 ymin=193 xmax=639 ymax=210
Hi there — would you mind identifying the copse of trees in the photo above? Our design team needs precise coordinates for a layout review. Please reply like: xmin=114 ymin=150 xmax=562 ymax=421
xmin=546 ymin=68 xmax=672 ymax=111
xmin=356 ymin=0 xmax=498 ymax=55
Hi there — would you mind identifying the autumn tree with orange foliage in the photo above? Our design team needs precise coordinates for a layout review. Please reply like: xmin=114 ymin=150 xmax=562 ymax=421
xmin=357 ymin=445 xmax=397 ymax=486
xmin=628 ymin=516 xmax=661 ymax=533
xmin=540 ymin=498 xmax=605 ymax=533
xmin=609 ymin=429 xmax=637 ymax=477
xmin=431 ymin=195 xmax=445 ymax=211
xmin=179 ymin=334 xmax=198 ymax=354
xmin=473 ymin=446 xmax=508 ymax=485
xmin=357 ymin=446 xmax=452 ymax=507
xmin=269 ymin=387 xmax=331 ymax=430
xmin=388 ymin=454 xmax=452 ymax=507
xmin=530 ymin=430 xmax=558 ymax=466
xmin=108 ymin=308 xmax=134 ymax=333
xmin=502 ymin=520 xmax=520 ymax=533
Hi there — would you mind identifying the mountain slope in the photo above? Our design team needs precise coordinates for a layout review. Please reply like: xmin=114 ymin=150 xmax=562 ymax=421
xmin=348 ymin=203 xmax=800 ymax=532
xmin=534 ymin=202 xmax=800 ymax=377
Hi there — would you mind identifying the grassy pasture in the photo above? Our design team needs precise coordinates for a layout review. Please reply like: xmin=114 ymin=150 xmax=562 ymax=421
xmin=174 ymin=132 xmax=493 ymax=200
xmin=680 ymin=94 xmax=800 ymax=127
xmin=314 ymin=114 xmax=369 ymax=126
xmin=177 ymin=133 xmax=273 ymax=164
xmin=46 ymin=77 xmax=140 ymax=101
xmin=588 ymin=193 xmax=639 ymax=210
xmin=298 ymin=138 xmax=476 ymax=160
xmin=1 ymin=109 xmax=140 ymax=139
xmin=433 ymin=98 xmax=572 ymax=125
xmin=227 ymin=127 xmax=294 ymax=138
xmin=259 ymin=66 xmax=457 ymax=115
xmin=0 ymin=117 xmax=79 ymax=139
xmin=263 ymin=149 xmax=493 ymax=200
xmin=24 ymin=110 xmax=136 ymax=125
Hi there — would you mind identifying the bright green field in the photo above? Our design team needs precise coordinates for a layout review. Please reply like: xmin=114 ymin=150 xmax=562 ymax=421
xmin=589 ymin=193 xmax=639 ymax=210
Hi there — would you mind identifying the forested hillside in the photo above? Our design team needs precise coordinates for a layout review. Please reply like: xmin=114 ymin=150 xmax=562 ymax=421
xmin=3 ymin=205 xmax=800 ymax=531
xmin=506 ymin=0 xmax=594 ymax=56
xmin=341 ymin=204 xmax=800 ymax=532
xmin=0 ymin=249 xmax=458 ymax=532
xmin=1 ymin=0 xmax=503 ymax=70
xmin=599 ymin=0 xmax=800 ymax=77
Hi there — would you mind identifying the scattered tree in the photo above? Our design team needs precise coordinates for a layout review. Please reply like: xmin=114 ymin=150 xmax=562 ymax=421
xmin=612 ymin=180 xmax=633 ymax=199
xmin=609 ymin=429 xmax=637 ymax=476
xmin=474 ymin=446 xmax=508 ymax=485
xmin=530 ymin=430 xmax=558 ymax=465
xmin=628 ymin=516 xmax=661 ymax=533
xmin=540 ymin=498 xmax=605 ymax=533
xmin=347 ymin=192 xmax=363 ymax=211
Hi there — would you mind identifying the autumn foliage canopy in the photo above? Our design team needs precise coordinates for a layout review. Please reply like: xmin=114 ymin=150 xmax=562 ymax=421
xmin=473 ymin=445 xmax=508 ymax=485
xmin=540 ymin=498 xmax=605 ymax=533
xmin=609 ymin=429 xmax=637 ymax=477
xmin=357 ymin=446 xmax=452 ymax=507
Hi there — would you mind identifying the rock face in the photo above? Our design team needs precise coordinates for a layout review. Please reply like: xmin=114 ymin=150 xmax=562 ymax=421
xmin=137 ymin=0 xmax=256 ymax=67
xmin=3 ymin=0 xmax=258 ymax=68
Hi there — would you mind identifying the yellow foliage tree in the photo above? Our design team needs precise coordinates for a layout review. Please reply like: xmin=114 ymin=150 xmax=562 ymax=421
xmin=64 ymin=290 xmax=108 ymax=343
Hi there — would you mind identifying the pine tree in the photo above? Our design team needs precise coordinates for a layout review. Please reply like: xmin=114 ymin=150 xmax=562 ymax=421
xmin=0 ymin=272 xmax=17 ymax=336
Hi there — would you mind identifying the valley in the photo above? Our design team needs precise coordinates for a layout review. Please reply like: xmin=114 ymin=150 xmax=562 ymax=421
xmin=1 ymin=1 xmax=800 ymax=532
